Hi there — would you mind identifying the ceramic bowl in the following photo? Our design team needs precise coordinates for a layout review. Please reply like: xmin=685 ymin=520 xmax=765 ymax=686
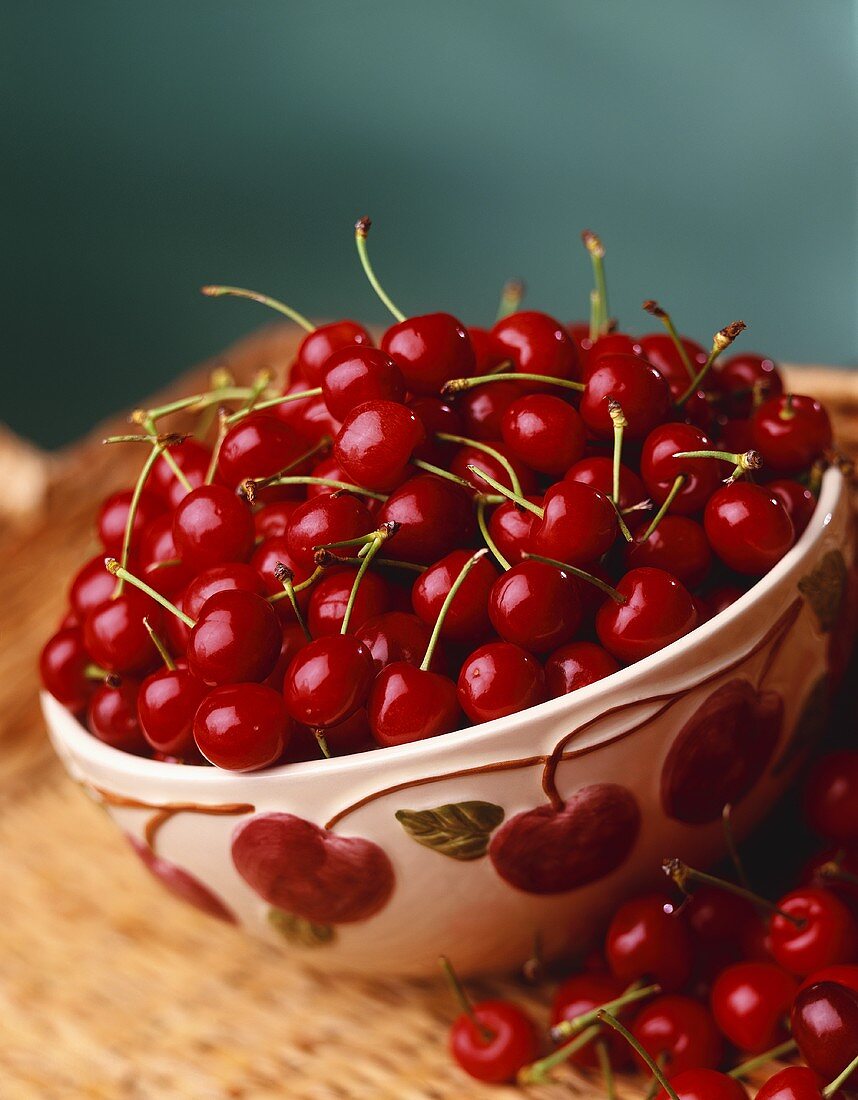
xmin=44 ymin=468 xmax=854 ymax=977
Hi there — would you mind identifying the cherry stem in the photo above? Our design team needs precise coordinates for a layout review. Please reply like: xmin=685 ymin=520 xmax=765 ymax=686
xmin=197 ymin=366 xmax=236 ymax=439
xmin=662 ymin=858 xmax=805 ymax=928
xmin=204 ymin=408 xmax=230 ymax=485
xmin=239 ymin=438 xmax=331 ymax=503
xmin=224 ymin=385 xmax=322 ymax=426
xmin=258 ymin=476 xmax=386 ymax=501
xmin=84 ymin=663 xmax=112 ymax=681
xmin=138 ymin=413 xmax=193 ymax=493
xmin=466 ymin=465 xmax=542 ymax=517
xmin=441 ymin=372 xmax=585 ymax=396
xmin=780 ymin=393 xmax=796 ymax=420
xmin=495 ymin=277 xmax=526 ymax=321
xmin=727 ymin=1040 xmax=798 ymax=1079
xmin=269 ymin=564 xmax=325 ymax=606
xmin=354 ymin=217 xmax=406 ymax=323
xmin=411 ymin=458 xmax=473 ymax=489
xmin=642 ymin=300 xmax=696 ymax=380
xmin=315 ymin=730 xmax=331 ymax=760
xmin=588 ymin=288 xmax=601 ymax=344
xmin=642 ymin=474 xmax=686 ymax=541
xmin=526 ymin=553 xmax=627 ymax=605
xmin=138 ymin=387 xmax=260 ymax=423
xmin=113 ymin=437 xmax=169 ymax=598
xmin=595 ymin=1040 xmax=616 ymax=1100
xmin=316 ymin=553 xmax=424 ymax=574
xmin=103 ymin=432 xmax=189 ymax=446
xmin=608 ymin=399 xmax=627 ymax=506
xmin=272 ymin=563 xmax=311 ymax=642
xmin=597 ymin=1011 xmax=681 ymax=1100
xmin=436 ymin=433 xmax=524 ymax=498
xmin=476 ymin=497 xmax=511 ymax=570
xmin=673 ymin=449 xmax=762 ymax=484
xmin=519 ymin=1023 xmax=601 ymax=1085
xmin=824 ymin=1049 xmax=858 ymax=1097
xmin=340 ymin=523 xmax=396 ymax=635
xmin=550 ymin=982 xmax=659 ymax=1041
xmin=438 ymin=956 xmax=493 ymax=1043
xmin=675 ymin=321 xmax=747 ymax=406
xmin=722 ymin=803 xmax=751 ymax=889
xmin=200 ymin=285 xmax=316 ymax=333
xmin=818 ymin=855 xmax=858 ymax=888
xmin=142 ymin=616 xmax=176 ymax=670
xmin=104 ymin=559 xmax=195 ymax=629
xmin=582 ymin=230 xmax=609 ymax=336
xmin=421 ymin=549 xmax=488 ymax=672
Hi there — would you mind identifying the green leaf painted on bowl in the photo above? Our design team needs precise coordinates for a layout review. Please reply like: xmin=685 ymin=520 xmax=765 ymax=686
xmin=798 ymin=549 xmax=847 ymax=632
xmin=268 ymin=908 xmax=335 ymax=947
xmin=772 ymin=675 xmax=830 ymax=775
xmin=394 ymin=801 xmax=505 ymax=860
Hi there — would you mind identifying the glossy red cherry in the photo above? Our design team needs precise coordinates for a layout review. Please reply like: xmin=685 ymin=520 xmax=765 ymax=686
xmin=487 ymin=497 xmax=542 ymax=565
xmin=754 ymin=1067 xmax=831 ymax=1100
xmin=254 ymin=500 xmax=303 ymax=539
xmin=804 ymin=752 xmax=858 ymax=845
xmin=217 ymin=414 xmax=309 ymax=492
xmin=412 ymin=550 xmax=496 ymax=644
xmin=631 ymin=995 xmax=723 ymax=1074
xmin=638 ymin=332 xmax=707 ymax=395
xmin=320 ymin=345 xmax=406 ymax=422
xmin=769 ymin=888 xmax=858 ymax=976
xmin=596 ymin=567 xmax=698 ymax=663
xmin=451 ymin=441 xmax=538 ymax=496
xmin=184 ymin=563 xmax=268 ymax=619
xmin=467 ymin=325 xmax=507 ymax=372
xmin=97 ymin=487 xmax=165 ymax=556
xmin=501 ymin=394 xmax=586 ymax=475
xmin=406 ymin=395 xmax=464 ymax=465
xmin=187 ymin=589 xmax=281 ymax=686
xmin=193 ymin=683 xmax=291 ymax=770
xmin=704 ymin=483 xmax=794 ymax=575
xmin=581 ymin=353 xmax=671 ymax=440
xmin=378 ymin=476 xmax=475 ymax=565
xmin=381 ymin=312 xmax=475 ymax=395
xmin=715 ymin=353 xmax=784 ymax=418
xmin=791 ymin=980 xmax=858 ymax=1083
xmin=334 ymin=400 xmax=425 ymax=491
xmin=40 ymin=626 xmax=97 ymax=711
xmin=488 ymin=560 xmax=581 ymax=654
xmin=565 ymin=456 xmax=647 ymax=513
xmin=150 ymin=437 xmax=211 ymax=507
xmin=492 ymin=310 xmax=581 ymax=382
xmin=368 ymin=663 xmax=462 ymax=746
xmin=294 ymin=320 xmax=372 ymax=385
xmin=284 ymin=635 xmax=374 ymax=727
xmin=308 ymin=568 xmax=392 ymax=637
xmin=457 ymin=641 xmax=546 ymax=723
xmin=262 ymin=623 xmax=307 ymax=693
xmin=529 ymin=481 xmax=618 ymax=567
xmin=625 ymin=516 xmax=713 ymax=589
xmin=545 ymin=641 xmax=619 ymax=698
xmin=640 ymin=423 xmax=725 ymax=515
xmin=752 ymin=394 xmax=832 ymax=473
xmin=458 ymin=380 xmax=523 ymax=441
xmin=87 ymin=680 xmax=148 ymax=754
xmin=83 ymin=590 xmax=162 ymax=674
xmin=449 ymin=999 xmax=539 ymax=1084
xmin=69 ymin=554 xmax=121 ymax=618
xmin=356 ymin=611 xmax=435 ymax=673
xmin=710 ymin=962 xmax=797 ymax=1052
xmin=138 ymin=665 xmax=209 ymax=757
xmin=172 ymin=484 xmax=255 ymax=571
xmin=139 ymin=512 xmax=183 ymax=571
xmin=684 ymin=885 xmax=758 ymax=946
xmin=285 ymin=493 xmax=373 ymax=571
xmin=656 ymin=1069 xmax=750 ymax=1100
xmin=799 ymin=965 xmax=858 ymax=995
xmin=606 ymin=893 xmax=694 ymax=992
xmin=768 ymin=479 xmax=816 ymax=538
xmin=549 ymin=973 xmax=633 ymax=1068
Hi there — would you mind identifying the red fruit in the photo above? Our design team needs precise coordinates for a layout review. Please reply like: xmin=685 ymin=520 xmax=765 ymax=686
xmin=368 ymin=663 xmax=463 ymax=746
xmin=137 ymin=665 xmax=209 ymax=758
xmin=638 ymin=332 xmax=707 ymax=394
xmin=284 ymin=635 xmax=374 ymax=727
xmin=710 ymin=962 xmax=797 ymax=1052
xmin=407 ymin=395 xmax=464 ymax=465
xmin=378 ymin=476 xmax=475 ymax=565
xmin=357 ymin=611 xmax=434 ymax=673
xmin=450 ymin=442 xmax=538 ymax=496
xmin=492 ymin=310 xmax=581 ymax=383
xmin=791 ymin=980 xmax=858 ymax=1083
xmin=321 ymin=345 xmax=406 ymax=422
xmin=606 ymin=893 xmax=694 ymax=992
xmin=488 ymin=560 xmax=581 ymax=654
xmin=308 ymin=568 xmax=392 ymax=637
xmin=86 ymin=680 xmax=148 ymax=754
xmin=657 ymin=1069 xmax=749 ymax=1100
xmin=128 ymin=835 xmax=234 ymax=921
xmin=412 ymin=550 xmax=496 ymax=644
xmin=640 ymin=423 xmax=725 ymax=515
xmin=139 ymin=512 xmax=184 ymax=571
xmin=489 ymin=784 xmax=640 ymax=894
xmin=97 ymin=488 xmax=165 ymax=556
xmin=752 ymin=394 xmax=832 ymax=474
xmin=83 ymin=590 xmax=162 ymax=674
xmin=550 ymin=973 xmax=632 ymax=1068
xmin=193 ymin=682 xmax=290 ymax=771
xmin=704 ymin=482 xmax=795 ymax=575
xmin=545 ymin=641 xmax=620 ymax=698
xmin=529 ymin=481 xmax=618 ymax=567
xmin=231 ymin=811 xmax=395 ymax=923
xmin=804 ymin=752 xmax=858 ymax=845
xmin=285 ymin=493 xmax=373 ymax=572
xmin=802 ymin=849 xmax=858 ymax=917
xmin=457 ymin=641 xmax=546 ymax=723
xmin=487 ymin=497 xmax=541 ymax=565
xmin=187 ymin=589 xmax=281 ymax=686
xmin=596 ymin=567 xmax=698 ymax=663
xmin=581 ymin=353 xmax=671 ymax=440
xmin=715 ymin=353 xmax=784 ymax=418
xmin=565 ymin=456 xmax=647 ymax=513
xmin=217 ymin=414 xmax=309 ymax=493
xmin=320 ymin=707 xmax=373 ymax=757
xmin=40 ymin=627 xmax=96 ymax=711
xmin=769 ymin=888 xmax=858 ymax=976
xmin=294 ymin=320 xmax=372 ymax=386
xmin=449 ymin=1000 xmax=539 ymax=1084
xmin=184 ymin=563 xmax=268 ymax=619
xmin=754 ymin=1067 xmax=823 ymax=1100
xmin=467 ymin=325 xmax=507 ymax=372
xmin=501 ymin=394 xmax=586 ymax=475
xmin=768 ymin=479 xmax=816 ymax=537
xmin=263 ymin=624 xmax=308 ymax=693
xmin=685 ymin=885 xmax=758 ymax=946
xmin=381 ymin=312 xmax=475 ymax=395
xmin=172 ymin=484 xmax=255 ymax=571
xmin=625 ymin=517 xmax=713 ymax=589
xmin=631 ymin=995 xmax=723 ymax=1074
xmin=799 ymin=964 xmax=858 ymax=995
xmin=69 ymin=555 xmax=120 ymax=618
xmin=150 ymin=438 xmax=211 ymax=507
xmin=459 ymin=380 xmax=523 ymax=441
xmin=334 ymin=400 xmax=425 ymax=491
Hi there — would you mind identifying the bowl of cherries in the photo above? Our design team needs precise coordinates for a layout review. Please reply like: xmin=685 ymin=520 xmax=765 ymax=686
xmin=41 ymin=222 xmax=855 ymax=977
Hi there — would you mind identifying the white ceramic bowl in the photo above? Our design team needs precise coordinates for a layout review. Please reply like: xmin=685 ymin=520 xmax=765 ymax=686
xmin=44 ymin=468 xmax=854 ymax=977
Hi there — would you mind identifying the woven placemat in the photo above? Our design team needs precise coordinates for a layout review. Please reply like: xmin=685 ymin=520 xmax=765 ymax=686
xmin=1 ymin=328 xmax=855 ymax=1099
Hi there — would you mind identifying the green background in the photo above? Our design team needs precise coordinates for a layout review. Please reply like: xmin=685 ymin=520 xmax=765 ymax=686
xmin=3 ymin=0 xmax=856 ymax=449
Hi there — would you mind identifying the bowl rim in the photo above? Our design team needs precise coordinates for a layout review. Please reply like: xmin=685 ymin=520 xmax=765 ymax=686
xmin=44 ymin=466 xmax=846 ymax=786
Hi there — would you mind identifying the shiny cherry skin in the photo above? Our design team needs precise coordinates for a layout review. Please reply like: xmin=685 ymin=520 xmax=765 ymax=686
xmin=254 ymin=500 xmax=303 ymax=539
xmin=368 ymin=663 xmax=462 ymax=746
xmin=301 ymin=456 xmax=354 ymax=500
xmin=457 ymin=641 xmax=546 ymax=723
xmin=320 ymin=345 xmax=406 ymax=422
xmin=501 ymin=394 xmax=586 ymax=475
xmin=606 ymin=893 xmax=694 ymax=992
xmin=97 ymin=487 xmax=165 ymax=556
xmin=596 ymin=567 xmax=698 ymax=663
xmin=684 ymin=886 xmax=758 ymax=946
xmin=40 ymin=626 xmax=97 ymax=711
xmin=217 ymin=414 xmax=309 ymax=492
xmin=467 ymin=325 xmax=507 ymax=372
xmin=488 ymin=560 xmax=581 ymax=654
xmin=172 ymin=484 xmax=255 ymax=571
xmin=487 ymin=496 xmax=542 ymax=565
xmin=550 ymin=973 xmax=632 ymax=1068
xmin=799 ymin=965 xmax=858 ymax=995
xmin=545 ymin=641 xmax=619 ymax=698
xmin=581 ymin=353 xmax=671 ymax=440
xmin=458 ymin=380 xmax=522 ymax=441
xmin=69 ymin=555 xmax=121 ymax=618
xmin=150 ymin=437 xmax=211 ymax=507
xmin=752 ymin=394 xmax=832 ymax=473
xmin=565 ymin=456 xmax=647 ymax=513
xmin=710 ymin=962 xmax=798 ymax=1052
xmin=754 ymin=1066 xmax=825 ymax=1100
xmin=791 ymin=980 xmax=858 ymax=1083
xmin=139 ymin=512 xmax=183 ymax=570
xmin=294 ymin=320 xmax=372 ymax=386
xmin=768 ymin=479 xmax=816 ymax=538
xmin=87 ymin=680 xmax=148 ymax=754
xmin=356 ymin=611 xmax=435 ymax=673
xmin=412 ymin=550 xmax=496 ymax=644
xmin=378 ymin=476 xmax=475 ymax=565
xmin=184 ymin=563 xmax=268 ymax=618
xmin=450 ymin=441 xmax=538 ymax=496
xmin=640 ymin=423 xmax=725 ymax=514
xmin=285 ymin=493 xmax=373 ymax=571
xmin=308 ymin=568 xmax=392 ymax=637
xmin=381 ymin=312 xmax=475 ymax=395
xmin=272 ymin=379 xmax=334 ymax=440
xmin=656 ymin=1069 xmax=750 ymax=1100
xmin=137 ymin=665 xmax=209 ymax=756
xmin=804 ymin=753 xmax=858 ymax=845
xmin=624 ymin=516 xmax=713 ymax=589
xmin=715 ymin=353 xmax=784 ymax=418
xmin=407 ymin=395 xmax=464 ymax=465
xmin=187 ymin=589 xmax=281 ymax=686
xmin=334 ymin=399 xmax=425 ymax=491
xmin=704 ymin=483 xmax=794 ymax=575
xmin=638 ymin=333 xmax=707 ymax=395
xmin=193 ymin=682 xmax=290 ymax=771
xmin=284 ymin=635 xmax=374 ymax=727
xmin=449 ymin=999 xmax=539 ymax=1084
xmin=631 ymin=994 xmax=723 ymax=1074
xmin=492 ymin=310 xmax=581 ymax=382
xmin=769 ymin=887 xmax=858 ymax=976
xmin=528 ymin=480 xmax=618 ymax=567
xmin=83 ymin=591 xmax=162 ymax=674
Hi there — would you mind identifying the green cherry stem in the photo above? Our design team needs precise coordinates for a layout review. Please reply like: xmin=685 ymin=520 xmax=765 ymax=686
xmin=196 ymin=365 xmax=236 ymax=439
xmin=818 ymin=854 xmax=858 ymax=889
xmin=130 ymin=412 xmax=194 ymax=493
xmin=642 ymin=474 xmax=686 ymax=541
xmin=411 ymin=458 xmax=473 ymax=489
xmin=823 ymin=1049 xmax=858 ymax=1097
xmin=467 ymin=465 xmax=542 ymax=517
xmin=102 ymin=431 xmax=188 ymax=446
xmin=258 ymin=476 xmax=386 ymax=501
xmin=138 ymin=388 xmax=260 ymax=423
xmin=597 ymin=1011 xmax=681 ymax=1100
xmin=142 ymin=616 xmax=176 ymax=670
xmin=476 ymin=497 xmax=511 ymax=570
xmin=727 ymin=1040 xmax=798 ymax=1079
xmin=525 ymin=553 xmax=627 ymax=605
xmin=675 ymin=320 xmax=747 ymax=406
xmin=272 ymin=562 xmax=311 ymax=642
xmin=608 ymin=398 xmax=627 ymax=505
xmin=672 ymin=448 xmax=762 ymax=484
xmin=224 ymin=385 xmax=322 ymax=426
xmin=354 ymin=217 xmax=406 ymax=323
xmin=596 ymin=1040 xmax=616 ymax=1100
xmin=441 ymin=372 xmax=585 ymax=396
xmin=662 ymin=858 xmax=805 ymax=928
xmin=518 ymin=1025 xmax=601 ymax=1085
xmin=439 ymin=956 xmax=494 ymax=1043
xmin=204 ymin=408 xmax=230 ymax=485
xmin=314 ymin=730 xmax=332 ymax=759
xmin=104 ymin=559 xmax=195 ymax=629
xmin=421 ymin=550 xmax=488 ymax=672
xmin=435 ymin=432 xmax=523 ymax=498
xmin=550 ymin=981 xmax=659 ymax=1041
xmin=588 ymin=288 xmax=601 ymax=344
xmin=722 ymin=803 xmax=751 ymax=889
xmin=582 ymin=229 xmax=609 ymax=336
xmin=84 ymin=663 xmax=113 ymax=681
xmin=269 ymin=564 xmax=325 ymax=605
xmin=642 ymin=300 xmax=695 ymax=380
xmin=339 ymin=523 xmax=396 ymax=636
xmin=200 ymin=285 xmax=316 ymax=333
xmin=238 ymin=437 xmax=331 ymax=503
xmin=112 ymin=437 xmax=169 ymax=598
xmin=495 ymin=277 xmax=526 ymax=321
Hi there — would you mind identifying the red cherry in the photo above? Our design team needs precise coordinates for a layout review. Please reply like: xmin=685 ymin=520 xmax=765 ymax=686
xmin=596 ymin=567 xmax=698 ymax=663
xmin=368 ymin=663 xmax=462 ymax=746
xmin=449 ymin=999 xmax=539 ymax=1084
xmin=451 ymin=441 xmax=538 ymax=496
xmin=318 ymin=707 xmax=374 ymax=757
xmin=565 ymin=456 xmax=647 ymax=513
xmin=193 ymin=683 xmax=290 ymax=771
xmin=334 ymin=400 xmax=425 ymax=491
xmin=606 ymin=893 xmax=694 ymax=992
xmin=710 ymin=962 xmax=797 ymax=1052
xmin=308 ymin=568 xmax=392 ymax=637
xmin=284 ymin=635 xmax=374 ymax=727
xmin=631 ymin=994 xmax=723 ymax=1074
xmin=97 ymin=487 xmax=165 ymax=556
xmin=684 ymin=885 xmax=758 ymax=946
xmin=804 ymin=752 xmax=858 ymax=845
xmin=581 ymin=354 xmax=671 ymax=440
xmin=458 ymin=380 xmax=523 ymax=441
xmin=183 ymin=563 xmax=268 ymax=619
xmin=529 ymin=480 xmax=618 ymax=567
xmin=705 ymin=481 xmax=796 ymax=575
xmin=139 ymin=512 xmax=183 ymax=571
xmin=70 ymin=554 xmax=121 ymax=618
xmin=187 ymin=589 xmax=281 ymax=686
xmin=87 ymin=680 xmax=148 ymax=754
xmin=657 ymin=1069 xmax=750 ymax=1100
xmin=545 ymin=641 xmax=619 ymax=698
xmin=754 ymin=1067 xmax=825 ymax=1100
xmin=412 ymin=550 xmax=497 ymax=644
xmin=640 ymin=423 xmax=725 ymax=515
xmin=128 ymin=835 xmax=235 ymax=921
xmin=801 ymin=850 xmax=858 ymax=916
xmin=715 ymin=353 xmax=784 ymax=418
xmin=286 ymin=493 xmax=373 ymax=571
xmin=263 ymin=623 xmax=307 ymax=693
xmin=378 ymin=476 xmax=475 ymax=565
xmin=487 ymin=496 xmax=542 ymax=565
xmin=501 ymin=394 xmax=586 ymax=475
xmin=356 ymin=611 xmax=435 ymax=673
xmin=791 ymin=980 xmax=858 ymax=1083
xmin=83 ymin=590 xmax=162 ymax=674
xmin=768 ymin=479 xmax=816 ymax=538
xmin=321 ymin=345 xmax=406 ymax=422
xmin=381 ymin=313 xmax=476 ymax=395
xmin=799 ymin=965 xmax=858 ymax=995
xmin=40 ymin=626 xmax=97 ymax=711
xmin=488 ymin=560 xmax=581 ymax=654
xmin=407 ymin=396 xmax=464 ymax=465
xmin=217 ymin=414 xmax=309 ymax=492
xmin=150 ymin=438 xmax=211 ymax=507
xmin=492 ymin=310 xmax=581 ymax=383
xmin=752 ymin=394 xmax=832 ymax=473
xmin=467 ymin=325 xmax=507 ymax=372
xmin=457 ymin=641 xmax=546 ymax=722
xmin=172 ymin=484 xmax=255 ymax=571
xmin=294 ymin=320 xmax=372 ymax=386
xmin=638 ymin=332 xmax=707 ymax=395
xmin=625 ymin=516 xmax=713 ymax=589
xmin=549 ymin=974 xmax=632 ymax=1068
xmin=138 ymin=665 xmax=209 ymax=757
xmin=769 ymin=888 xmax=858 ymax=976
xmin=303 ymin=455 xmax=355 ymax=499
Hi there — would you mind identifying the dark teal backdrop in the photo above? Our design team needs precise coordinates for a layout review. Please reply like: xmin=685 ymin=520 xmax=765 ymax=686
xmin=3 ymin=1 xmax=856 ymax=448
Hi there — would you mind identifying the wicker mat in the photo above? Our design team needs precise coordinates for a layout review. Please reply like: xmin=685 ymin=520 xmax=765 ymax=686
xmin=0 ymin=326 xmax=855 ymax=1100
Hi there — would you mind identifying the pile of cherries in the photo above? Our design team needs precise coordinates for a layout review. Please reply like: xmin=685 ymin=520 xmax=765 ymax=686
xmin=442 ymin=748 xmax=858 ymax=1091
xmin=40 ymin=222 xmax=837 ymax=770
